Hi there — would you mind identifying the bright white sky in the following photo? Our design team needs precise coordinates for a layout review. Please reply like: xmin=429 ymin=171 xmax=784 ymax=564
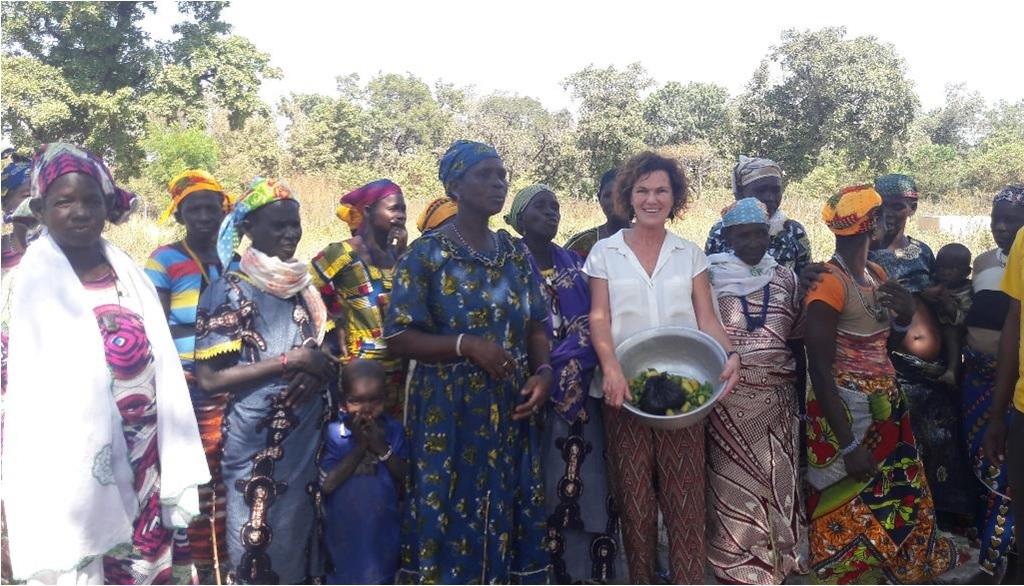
xmin=147 ymin=0 xmax=1022 ymax=113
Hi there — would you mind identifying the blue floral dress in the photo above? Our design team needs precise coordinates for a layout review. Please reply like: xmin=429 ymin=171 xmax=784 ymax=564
xmin=385 ymin=230 xmax=549 ymax=584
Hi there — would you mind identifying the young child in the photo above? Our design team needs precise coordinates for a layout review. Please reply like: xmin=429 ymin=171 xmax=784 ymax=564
xmin=320 ymin=359 xmax=408 ymax=585
xmin=921 ymin=242 xmax=973 ymax=386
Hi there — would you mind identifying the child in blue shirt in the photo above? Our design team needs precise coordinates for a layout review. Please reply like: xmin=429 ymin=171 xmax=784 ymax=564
xmin=320 ymin=359 xmax=408 ymax=584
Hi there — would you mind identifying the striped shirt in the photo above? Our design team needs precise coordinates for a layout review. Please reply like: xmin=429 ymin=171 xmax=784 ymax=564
xmin=145 ymin=242 xmax=239 ymax=374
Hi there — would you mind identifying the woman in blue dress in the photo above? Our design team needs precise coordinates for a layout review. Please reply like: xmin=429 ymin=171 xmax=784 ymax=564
xmin=195 ymin=178 xmax=338 ymax=584
xmin=385 ymin=141 xmax=553 ymax=584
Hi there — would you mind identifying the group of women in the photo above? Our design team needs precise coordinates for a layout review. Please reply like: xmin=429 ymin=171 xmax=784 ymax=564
xmin=0 ymin=139 xmax=1021 ymax=586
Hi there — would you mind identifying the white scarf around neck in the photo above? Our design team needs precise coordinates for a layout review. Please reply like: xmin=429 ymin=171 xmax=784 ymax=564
xmin=707 ymin=251 xmax=778 ymax=298
xmin=239 ymin=246 xmax=328 ymax=344
xmin=3 ymin=234 xmax=209 ymax=581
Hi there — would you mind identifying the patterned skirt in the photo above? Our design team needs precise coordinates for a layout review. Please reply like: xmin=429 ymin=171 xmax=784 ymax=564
xmin=805 ymin=374 xmax=961 ymax=584
xmin=892 ymin=352 xmax=977 ymax=519
xmin=185 ymin=382 xmax=229 ymax=581
xmin=706 ymin=383 xmax=805 ymax=584
xmin=962 ymin=347 xmax=1016 ymax=577
xmin=542 ymin=398 xmax=618 ymax=584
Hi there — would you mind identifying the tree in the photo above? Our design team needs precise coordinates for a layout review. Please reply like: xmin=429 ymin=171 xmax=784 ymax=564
xmin=142 ymin=123 xmax=219 ymax=188
xmin=465 ymin=94 xmax=572 ymax=181
xmin=1 ymin=1 xmax=279 ymax=175
xmin=279 ymin=93 xmax=368 ymax=173
xmin=0 ymin=54 xmax=147 ymax=173
xmin=644 ymin=82 xmax=731 ymax=149
xmin=915 ymin=84 xmax=985 ymax=152
xmin=735 ymin=27 xmax=919 ymax=179
xmin=363 ymin=73 xmax=451 ymax=160
xmin=563 ymin=63 xmax=652 ymax=179
xmin=1 ymin=1 xmax=158 ymax=93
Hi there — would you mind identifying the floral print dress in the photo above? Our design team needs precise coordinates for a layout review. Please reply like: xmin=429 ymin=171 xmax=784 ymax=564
xmin=385 ymin=230 xmax=549 ymax=584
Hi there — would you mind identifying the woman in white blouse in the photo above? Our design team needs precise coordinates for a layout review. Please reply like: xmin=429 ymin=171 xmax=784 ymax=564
xmin=584 ymin=151 xmax=740 ymax=584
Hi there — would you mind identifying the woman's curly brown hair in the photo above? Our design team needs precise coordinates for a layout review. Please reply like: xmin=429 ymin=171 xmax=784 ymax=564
xmin=613 ymin=151 xmax=689 ymax=221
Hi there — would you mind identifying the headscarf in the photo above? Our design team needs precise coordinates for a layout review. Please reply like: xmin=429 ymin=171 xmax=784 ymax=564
xmin=158 ymin=169 xmax=234 ymax=224
xmin=721 ymin=197 xmax=769 ymax=228
xmin=416 ymin=197 xmax=458 ymax=232
xmin=993 ymin=184 xmax=1024 ymax=208
xmin=1 ymin=159 xmax=30 ymax=199
xmin=216 ymin=177 xmax=297 ymax=269
xmin=709 ymin=197 xmax=776 ymax=298
xmin=335 ymin=179 xmax=402 ymax=231
xmin=438 ymin=140 xmax=500 ymax=192
xmin=874 ymin=173 xmax=918 ymax=201
xmin=30 ymin=143 xmax=138 ymax=224
xmin=599 ymin=168 xmax=618 ymax=193
xmin=504 ymin=183 xmax=553 ymax=235
xmin=822 ymin=185 xmax=883 ymax=236
xmin=732 ymin=155 xmax=782 ymax=197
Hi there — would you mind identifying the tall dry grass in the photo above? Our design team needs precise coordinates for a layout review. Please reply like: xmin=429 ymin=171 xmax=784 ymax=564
xmin=102 ymin=176 xmax=995 ymax=266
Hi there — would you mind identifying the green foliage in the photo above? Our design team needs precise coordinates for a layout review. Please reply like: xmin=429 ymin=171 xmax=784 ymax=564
xmin=1 ymin=1 xmax=158 ymax=93
xmin=784 ymin=150 xmax=875 ymax=200
xmin=963 ymin=128 xmax=1024 ymax=195
xmin=644 ymin=82 xmax=732 ymax=150
xmin=736 ymin=27 xmax=918 ymax=179
xmin=279 ymin=93 xmax=369 ymax=173
xmin=915 ymin=84 xmax=985 ymax=152
xmin=1 ymin=0 xmax=277 ymax=176
xmin=142 ymin=123 xmax=219 ymax=188
xmin=563 ymin=63 xmax=652 ymax=179
xmin=902 ymin=141 xmax=964 ymax=198
xmin=364 ymin=73 xmax=452 ymax=160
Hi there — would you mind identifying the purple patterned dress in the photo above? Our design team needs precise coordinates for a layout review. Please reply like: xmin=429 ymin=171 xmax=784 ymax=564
xmin=83 ymin=270 xmax=193 ymax=585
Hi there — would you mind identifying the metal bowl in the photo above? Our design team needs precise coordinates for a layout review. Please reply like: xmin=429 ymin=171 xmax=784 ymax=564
xmin=615 ymin=326 xmax=727 ymax=430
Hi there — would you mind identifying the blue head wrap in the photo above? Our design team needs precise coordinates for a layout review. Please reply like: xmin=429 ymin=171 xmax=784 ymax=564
xmin=721 ymin=197 xmax=769 ymax=228
xmin=2 ymin=160 xmax=31 ymax=199
xmin=438 ymin=140 xmax=500 ymax=193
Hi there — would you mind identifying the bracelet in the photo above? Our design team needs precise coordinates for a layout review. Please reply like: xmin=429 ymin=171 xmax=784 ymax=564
xmin=455 ymin=333 xmax=465 ymax=357
xmin=377 ymin=444 xmax=394 ymax=463
xmin=278 ymin=352 xmax=288 ymax=373
xmin=839 ymin=437 xmax=861 ymax=457
xmin=534 ymin=364 xmax=552 ymax=376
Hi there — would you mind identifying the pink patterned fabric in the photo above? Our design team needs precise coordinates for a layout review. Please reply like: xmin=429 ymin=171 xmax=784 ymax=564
xmin=86 ymin=278 xmax=194 ymax=584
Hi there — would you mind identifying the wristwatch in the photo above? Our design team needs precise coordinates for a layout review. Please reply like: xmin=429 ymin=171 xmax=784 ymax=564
xmin=726 ymin=350 xmax=741 ymax=363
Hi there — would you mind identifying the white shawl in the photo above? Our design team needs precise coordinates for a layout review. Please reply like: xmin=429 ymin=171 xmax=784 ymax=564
xmin=3 ymin=234 xmax=210 ymax=581
xmin=707 ymin=252 xmax=778 ymax=298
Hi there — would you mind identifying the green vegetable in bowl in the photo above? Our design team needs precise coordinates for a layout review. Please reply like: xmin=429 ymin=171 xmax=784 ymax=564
xmin=628 ymin=369 xmax=713 ymax=416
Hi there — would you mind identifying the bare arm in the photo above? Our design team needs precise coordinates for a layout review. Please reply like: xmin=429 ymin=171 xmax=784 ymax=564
xmin=805 ymin=302 xmax=851 ymax=446
xmin=513 ymin=320 xmax=552 ymax=420
xmin=196 ymin=346 xmax=337 ymax=403
xmin=387 ymin=329 xmax=514 ymax=380
xmin=195 ymin=355 xmax=284 ymax=395
xmin=806 ymin=300 xmax=876 ymax=481
xmin=321 ymin=443 xmax=368 ymax=494
xmin=589 ymin=277 xmax=629 ymax=407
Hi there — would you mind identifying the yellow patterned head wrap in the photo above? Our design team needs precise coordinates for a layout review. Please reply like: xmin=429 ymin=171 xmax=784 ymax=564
xmin=159 ymin=169 xmax=234 ymax=224
xmin=822 ymin=185 xmax=882 ymax=236
xmin=416 ymin=197 xmax=458 ymax=232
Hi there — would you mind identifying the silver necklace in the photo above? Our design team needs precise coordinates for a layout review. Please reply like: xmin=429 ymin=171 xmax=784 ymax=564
xmin=831 ymin=254 xmax=887 ymax=321
xmin=451 ymin=224 xmax=498 ymax=264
